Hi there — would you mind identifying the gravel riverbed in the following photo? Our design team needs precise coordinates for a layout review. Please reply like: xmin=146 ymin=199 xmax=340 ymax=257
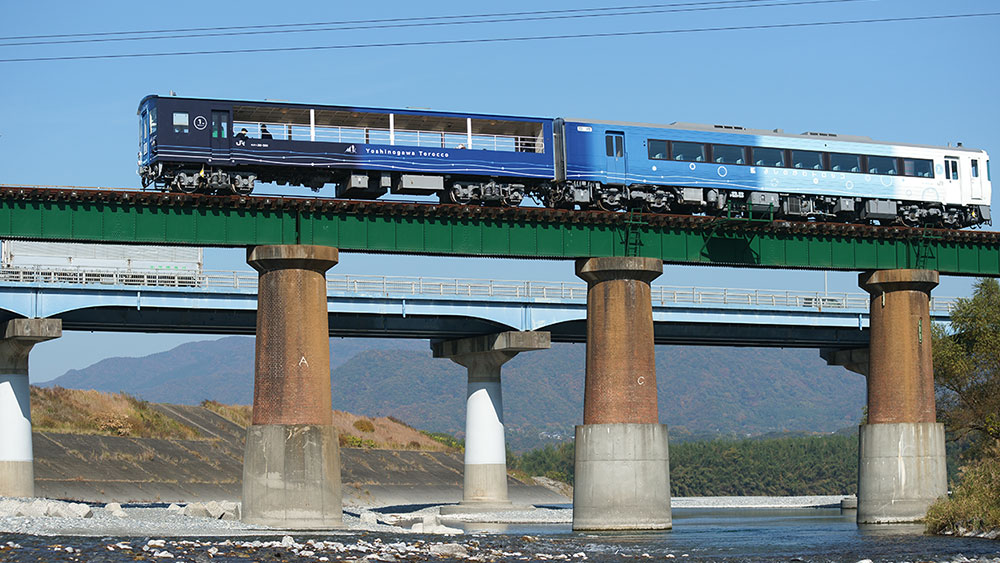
xmin=1 ymin=496 xmax=998 ymax=562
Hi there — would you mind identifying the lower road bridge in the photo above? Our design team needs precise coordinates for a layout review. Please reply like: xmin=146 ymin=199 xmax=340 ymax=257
xmin=0 ymin=266 xmax=955 ymax=348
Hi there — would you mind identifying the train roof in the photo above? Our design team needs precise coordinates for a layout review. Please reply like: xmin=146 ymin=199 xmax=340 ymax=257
xmin=138 ymin=94 xmax=551 ymax=123
xmin=563 ymin=118 xmax=986 ymax=154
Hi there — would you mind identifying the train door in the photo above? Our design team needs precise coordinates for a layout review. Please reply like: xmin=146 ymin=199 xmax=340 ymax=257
xmin=605 ymin=131 xmax=626 ymax=184
xmin=970 ymin=157 xmax=984 ymax=200
xmin=944 ymin=156 xmax=960 ymax=200
xmin=139 ymin=107 xmax=150 ymax=163
xmin=210 ymin=110 xmax=231 ymax=162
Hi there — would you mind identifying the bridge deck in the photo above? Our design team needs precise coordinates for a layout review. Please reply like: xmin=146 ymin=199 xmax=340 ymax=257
xmin=0 ymin=185 xmax=997 ymax=275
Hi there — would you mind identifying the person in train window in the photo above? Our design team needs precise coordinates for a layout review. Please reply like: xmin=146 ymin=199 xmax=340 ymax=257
xmin=235 ymin=128 xmax=248 ymax=141
xmin=260 ymin=124 xmax=273 ymax=140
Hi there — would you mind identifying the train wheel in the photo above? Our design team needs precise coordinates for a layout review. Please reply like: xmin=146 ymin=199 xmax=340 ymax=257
xmin=173 ymin=173 xmax=200 ymax=194
xmin=229 ymin=175 xmax=254 ymax=196
xmin=448 ymin=186 xmax=474 ymax=205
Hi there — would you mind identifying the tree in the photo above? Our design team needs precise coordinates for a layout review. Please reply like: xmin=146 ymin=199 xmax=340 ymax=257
xmin=933 ymin=278 xmax=1000 ymax=453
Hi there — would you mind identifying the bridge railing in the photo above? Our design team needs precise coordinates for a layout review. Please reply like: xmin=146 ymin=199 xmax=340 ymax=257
xmin=0 ymin=267 xmax=958 ymax=313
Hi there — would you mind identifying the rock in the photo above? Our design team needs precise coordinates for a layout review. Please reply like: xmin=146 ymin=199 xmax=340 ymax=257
xmin=0 ymin=499 xmax=22 ymax=517
xmin=360 ymin=511 xmax=379 ymax=525
xmin=146 ymin=539 xmax=166 ymax=548
xmin=166 ymin=503 xmax=183 ymax=514
xmin=61 ymin=502 xmax=93 ymax=519
xmin=855 ymin=560 xmax=873 ymax=563
xmin=183 ymin=502 xmax=210 ymax=518
xmin=218 ymin=501 xmax=241 ymax=521
xmin=16 ymin=499 xmax=49 ymax=518
xmin=152 ymin=550 xmax=174 ymax=558
xmin=104 ymin=502 xmax=127 ymax=518
xmin=204 ymin=501 xmax=225 ymax=519
xmin=413 ymin=515 xmax=463 ymax=535
xmin=429 ymin=543 xmax=469 ymax=558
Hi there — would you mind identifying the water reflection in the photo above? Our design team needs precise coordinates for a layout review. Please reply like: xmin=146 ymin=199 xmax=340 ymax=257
xmin=441 ymin=507 xmax=999 ymax=562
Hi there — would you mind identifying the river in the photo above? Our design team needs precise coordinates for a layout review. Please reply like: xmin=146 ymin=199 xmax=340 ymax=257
xmin=0 ymin=507 xmax=997 ymax=562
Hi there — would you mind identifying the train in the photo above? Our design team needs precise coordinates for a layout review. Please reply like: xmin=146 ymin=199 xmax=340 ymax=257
xmin=137 ymin=95 xmax=992 ymax=228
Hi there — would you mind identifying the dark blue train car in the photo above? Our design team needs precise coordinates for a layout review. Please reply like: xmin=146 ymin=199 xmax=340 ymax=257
xmin=138 ymin=95 xmax=556 ymax=204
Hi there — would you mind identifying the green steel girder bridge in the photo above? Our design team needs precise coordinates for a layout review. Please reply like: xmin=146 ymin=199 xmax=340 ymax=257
xmin=0 ymin=185 xmax=998 ymax=275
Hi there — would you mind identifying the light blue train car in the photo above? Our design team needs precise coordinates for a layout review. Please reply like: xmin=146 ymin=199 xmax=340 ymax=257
xmin=557 ymin=118 xmax=990 ymax=227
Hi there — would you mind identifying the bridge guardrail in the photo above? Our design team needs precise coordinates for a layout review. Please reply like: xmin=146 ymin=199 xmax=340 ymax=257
xmin=0 ymin=267 xmax=957 ymax=314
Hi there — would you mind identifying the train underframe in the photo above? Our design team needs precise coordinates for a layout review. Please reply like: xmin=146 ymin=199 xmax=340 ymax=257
xmin=140 ymin=163 xmax=990 ymax=228
xmin=534 ymin=181 xmax=990 ymax=228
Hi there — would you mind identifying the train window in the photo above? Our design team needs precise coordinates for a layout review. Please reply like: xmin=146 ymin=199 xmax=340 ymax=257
xmin=790 ymin=150 xmax=824 ymax=170
xmin=972 ymin=159 xmax=979 ymax=178
xmin=902 ymin=158 xmax=934 ymax=178
xmin=648 ymin=139 xmax=668 ymax=160
xmin=173 ymin=112 xmax=189 ymax=134
xmin=752 ymin=147 xmax=785 ymax=167
xmin=671 ymin=141 xmax=706 ymax=162
xmin=829 ymin=153 xmax=861 ymax=173
xmin=149 ymin=107 xmax=157 ymax=135
xmin=868 ymin=155 xmax=898 ymax=175
xmin=944 ymin=159 xmax=960 ymax=180
xmin=606 ymin=136 xmax=614 ymax=157
xmin=615 ymin=136 xmax=624 ymax=157
xmin=712 ymin=144 xmax=746 ymax=165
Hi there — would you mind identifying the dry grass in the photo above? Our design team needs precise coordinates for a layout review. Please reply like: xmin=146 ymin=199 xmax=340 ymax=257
xmin=30 ymin=386 xmax=200 ymax=439
xmin=197 ymin=400 xmax=448 ymax=451
xmin=201 ymin=400 xmax=252 ymax=427
xmin=332 ymin=411 xmax=448 ymax=451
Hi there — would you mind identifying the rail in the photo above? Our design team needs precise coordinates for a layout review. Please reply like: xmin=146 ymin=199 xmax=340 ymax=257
xmin=0 ymin=266 xmax=959 ymax=313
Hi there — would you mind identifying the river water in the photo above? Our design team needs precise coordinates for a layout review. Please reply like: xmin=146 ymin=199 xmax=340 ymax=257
xmin=0 ymin=507 xmax=997 ymax=562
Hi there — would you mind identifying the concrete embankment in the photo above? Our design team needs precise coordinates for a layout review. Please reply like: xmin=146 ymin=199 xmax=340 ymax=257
xmin=33 ymin=404 xmax=568 ymax=506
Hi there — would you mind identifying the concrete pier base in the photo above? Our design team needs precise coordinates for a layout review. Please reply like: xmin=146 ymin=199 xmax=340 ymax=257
xmin=572 ymin=424 xmax=671 ymax=531
xmin=857 ymin=422 xmax=947 ymax=524
xmin=433 ymin=332 xmax=549 ymax=515
xmin=242 ymin=245 xmax=342 ymax=529
xmin=0 ymin=318 xmax=61 ymax=498
xmin=242 ymin=425 xmax=342 ymax=529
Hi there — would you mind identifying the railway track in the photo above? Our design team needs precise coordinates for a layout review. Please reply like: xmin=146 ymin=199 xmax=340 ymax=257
xmin=0 ymin=183 xmax=996 ymax=243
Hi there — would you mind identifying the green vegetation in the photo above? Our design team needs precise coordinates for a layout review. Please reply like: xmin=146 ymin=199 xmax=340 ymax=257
xmin=421 ymin=431 xmax=464 ymax=452
xmin=933 ymin=278 xmax=1000 ymax=456
xmin=926 ymin=448 xmax=1000 ymax=535
xmin=339 ymin=434 xmax=379 ymax=449
xmin=509 ymin=442 xmax=575 ymax=484
xmin=508 ymin=433 xmax=857 ymax=495
xmin=671 ymin=434 xmax=856 ymax=496
xmin=31 ymin=386 xmax=200 ymax=439
xmin=927 ymin=278 xmax=1000 ymax=534
xmin=353 ymin=418 xmax=376 ymax=433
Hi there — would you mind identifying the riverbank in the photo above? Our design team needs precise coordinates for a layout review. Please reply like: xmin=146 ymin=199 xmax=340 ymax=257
xmin=1 ymin=499 xmax=999 ymax=563
xmin=0 ymin=495 xmax=852 ymax=537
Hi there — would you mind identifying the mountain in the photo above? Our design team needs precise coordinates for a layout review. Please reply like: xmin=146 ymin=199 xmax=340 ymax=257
xmin=46 ymin=337 xmax=424 ymax=405
xmin=46 ymin=336 xmax=866 ymax=451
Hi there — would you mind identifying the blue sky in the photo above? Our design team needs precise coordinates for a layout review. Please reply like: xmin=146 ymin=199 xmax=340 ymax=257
xmin=1 ymin=0 xmax=997 ymax=381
